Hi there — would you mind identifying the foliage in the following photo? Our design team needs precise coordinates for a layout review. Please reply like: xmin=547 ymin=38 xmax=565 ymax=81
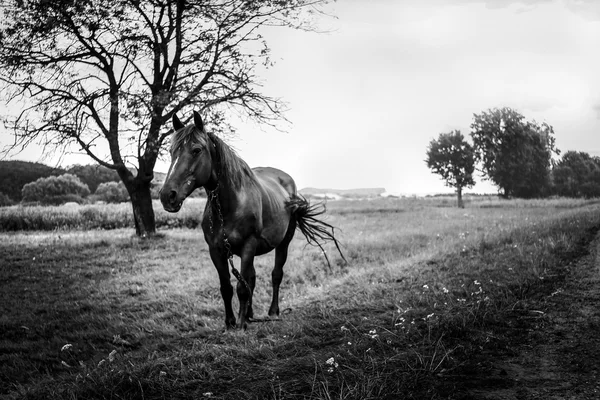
xmin=552 ymin=151 xmax=600 ymax=198
xmin=0 ymin=192 xmax=15 ymax=207
xmin=94 ymin=181 xmax=130 ymax=203
xmin=0 ymin=160 xmax=65 ymax=201
xmin=21 ymin=173 xmax=90 ymax=204
xmin=425 ymin=130 xmax=475 ymax=208
xmin=0 ymin=0 xmax=329 ymax=236
xmin=67 ymin=164 xmax=120 ymax=193
xmin=470 ymin=107 xmax=559 ymax=198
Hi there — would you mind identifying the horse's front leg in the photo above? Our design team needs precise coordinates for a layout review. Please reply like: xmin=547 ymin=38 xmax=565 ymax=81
xmin=209 ymin=247 xmax=236 ymax=329
xmin=237 ymin=239 xmax=257 ymax=330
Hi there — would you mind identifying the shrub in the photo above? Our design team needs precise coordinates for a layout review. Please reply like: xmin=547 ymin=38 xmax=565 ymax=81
xmin=94 ymin=181 xmax=129 ymax=203
xmin=21 ymin=174 xmax=90 ymax=203
xmin=0 ymin=192 xmax=15 ymax=207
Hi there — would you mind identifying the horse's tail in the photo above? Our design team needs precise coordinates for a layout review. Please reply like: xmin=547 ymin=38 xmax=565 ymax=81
xmin=286 ymin=195 xmax=346 ymax=268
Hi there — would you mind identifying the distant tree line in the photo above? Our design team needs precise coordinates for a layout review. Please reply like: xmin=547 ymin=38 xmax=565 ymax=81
xmin=0 ymin=161 xmax=145 ymax=206
xmin=426 ymin=107 xmax=598 ymax=207
xmin=0 ymin=160 xmax=198 ymax=207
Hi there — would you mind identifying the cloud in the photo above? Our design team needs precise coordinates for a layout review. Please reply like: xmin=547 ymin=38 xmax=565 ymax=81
xmin=564 ymin=0 xmax=600 ymax=20
xmin=592 ymin=103 xmax=600 ymax=119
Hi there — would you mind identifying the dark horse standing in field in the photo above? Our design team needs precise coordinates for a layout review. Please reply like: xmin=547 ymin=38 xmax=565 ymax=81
xmin=160 ymin=111 xmax=344 ymax=329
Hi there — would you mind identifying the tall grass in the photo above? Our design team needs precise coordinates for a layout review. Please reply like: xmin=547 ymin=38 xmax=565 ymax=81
xmin=0 ymin=199 xmax=206 ymax=231
xmin=2 ymin=196 xmax=598 ymax=232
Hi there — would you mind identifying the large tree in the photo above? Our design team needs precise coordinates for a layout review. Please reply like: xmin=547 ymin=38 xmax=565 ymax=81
xmin=425 ymin=130 xmax=475 ymax=208
xmin=552 ymin=151 xmax=600 ymax=198
xmin=0 ymin=0 xmax=327 ymax=236
xmin=470 ymin=107 xmax=559 ymax=198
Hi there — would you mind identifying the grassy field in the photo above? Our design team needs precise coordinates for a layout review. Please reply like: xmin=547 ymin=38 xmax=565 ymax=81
xmin=1 ymin=196 xmax=600 ymax=399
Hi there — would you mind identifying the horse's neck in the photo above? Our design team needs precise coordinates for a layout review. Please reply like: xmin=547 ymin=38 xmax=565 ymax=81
xmin=207 ymin=168 xmax=255 ymax=218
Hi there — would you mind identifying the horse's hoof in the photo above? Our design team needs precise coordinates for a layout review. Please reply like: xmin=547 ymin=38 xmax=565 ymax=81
xmin=225 ymin=318 xmax=236 ymax=330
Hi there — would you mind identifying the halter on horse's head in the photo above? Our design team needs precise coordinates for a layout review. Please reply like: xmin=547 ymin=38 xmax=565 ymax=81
xmin=160 ymin=112 xmax=218 ymax=212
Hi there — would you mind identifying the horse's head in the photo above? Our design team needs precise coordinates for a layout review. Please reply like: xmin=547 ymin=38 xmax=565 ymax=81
xmin=160 ymin=111 xmax=216 ymax=212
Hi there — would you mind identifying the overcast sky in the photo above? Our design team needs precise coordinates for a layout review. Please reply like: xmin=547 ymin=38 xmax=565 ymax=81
xmin=2 ymin=0 xmax=600 ymax=195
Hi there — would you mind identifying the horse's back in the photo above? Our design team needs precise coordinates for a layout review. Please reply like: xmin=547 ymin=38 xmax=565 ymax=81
xmin=252 ymin=167 xmax=297 ymax=197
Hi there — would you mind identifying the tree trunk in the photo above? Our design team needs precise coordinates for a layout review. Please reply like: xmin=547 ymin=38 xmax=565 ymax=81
xmin=457 ymin=186 xmax=464 ymax=208
xmin=127 ymin=178 xmax=156 ymax=237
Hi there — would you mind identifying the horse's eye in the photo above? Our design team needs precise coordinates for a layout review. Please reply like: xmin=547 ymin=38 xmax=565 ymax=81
xmin=192 ymin=147 xmax=202 ymax=156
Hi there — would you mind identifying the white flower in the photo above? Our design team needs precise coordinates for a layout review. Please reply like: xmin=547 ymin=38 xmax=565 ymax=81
xmin=61 ymin=344 xmax=73 ymax=352
xmin=442 ymin=287 xmax=449 ymax=294
xmin=325 ymin=357 xmax=339 ymax=371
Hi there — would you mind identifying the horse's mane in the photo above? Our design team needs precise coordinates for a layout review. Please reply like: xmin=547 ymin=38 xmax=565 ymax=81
xmin=170 ymin=124 xmax=254 ymax=190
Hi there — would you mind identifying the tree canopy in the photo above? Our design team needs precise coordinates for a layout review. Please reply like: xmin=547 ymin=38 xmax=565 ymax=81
xmin=21 ymin=173 xmax=90 ymax=203
xmin=552 ymin=151 xmax=600 ymax=198
xmin=470 ymin=107 xmax=559 ymax=198
xmin=0 ymin=0 xmax=328 ymax=235
xmin=425 ymin=130 xmax=475 ymax=208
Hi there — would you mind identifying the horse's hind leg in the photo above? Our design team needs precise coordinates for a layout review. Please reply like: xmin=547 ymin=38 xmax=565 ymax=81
xmin=269 ymin=219 xmax=296 ymax=317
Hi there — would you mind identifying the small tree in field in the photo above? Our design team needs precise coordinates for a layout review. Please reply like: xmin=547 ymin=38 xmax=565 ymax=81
xmin=95 ymin=181 xmax=129 ymax=203
xmin=0 ymin=0 xmax=329 ymax=236
xmin=426 ymin=130 xmax=475 ymax=208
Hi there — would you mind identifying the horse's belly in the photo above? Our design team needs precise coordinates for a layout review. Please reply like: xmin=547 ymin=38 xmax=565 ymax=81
xmin=255 ymin=237 xmax=276 ymax=256
xmin=256 ymin=211 xmax=292 ymax=255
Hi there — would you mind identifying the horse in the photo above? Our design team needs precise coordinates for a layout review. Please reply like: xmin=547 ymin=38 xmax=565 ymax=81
xmin=160 ymin=111 xmax=344 ymax=329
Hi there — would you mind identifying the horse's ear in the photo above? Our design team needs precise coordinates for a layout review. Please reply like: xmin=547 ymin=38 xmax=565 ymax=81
xmin=193 ymin=111 xmax=205 ymax=132
xmin=173 ymin=114 xmax=184 ymax=131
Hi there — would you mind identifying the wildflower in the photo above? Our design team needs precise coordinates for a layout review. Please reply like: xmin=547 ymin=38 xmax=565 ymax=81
xmin=340 ymin=326 xmax=349 ymax=332
xmin=326 ymin=357 xmax=338 ymax=367
xmin=423 ymin=284 xmax=429 ymax=290
xmin=325 ymin=357 xmax=339 ymax=373
xmin=203 ymin=392 xmax=213 ymax=398
xmin=426 ymin=313 xmax=435 ymax=319
xmin=108 ymin=350 xmax=117 ymax=362
xmin=442 ymin=287 xmax=449 ymax=294
xmin=97 ymin=359 xmax=106 ymax=367
xmin=367 ymin=329 xmax=378 ymax=339
xmin=61 ymin=344 xmax=73 ymax=352
xmin=474 ymin=280 xmax=480 ymax=285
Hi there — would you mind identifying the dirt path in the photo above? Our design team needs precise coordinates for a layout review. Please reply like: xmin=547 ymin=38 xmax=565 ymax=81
xmin=453 ymin=230 xmax=600 ymax=399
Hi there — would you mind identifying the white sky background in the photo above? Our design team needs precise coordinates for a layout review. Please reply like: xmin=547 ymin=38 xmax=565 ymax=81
xmin=2 ymin=0 xmax=600 ymax=195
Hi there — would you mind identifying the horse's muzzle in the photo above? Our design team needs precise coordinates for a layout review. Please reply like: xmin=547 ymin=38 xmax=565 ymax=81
xmin=160 ymin=189 xmax=182 ymax=212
